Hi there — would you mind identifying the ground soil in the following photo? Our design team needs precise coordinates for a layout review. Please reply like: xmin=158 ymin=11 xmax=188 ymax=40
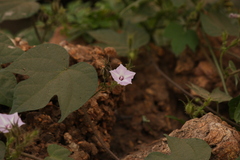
xmin=1 ymin=34 xmax=240 ymax=160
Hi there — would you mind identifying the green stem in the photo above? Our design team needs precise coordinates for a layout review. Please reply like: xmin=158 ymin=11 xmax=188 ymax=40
xmin=8 ymin=149 xmax=43 ymax=160
xmin=20 ymin=151 xmax=43 ymax=160
xmin=229 ymin=69 xmax=240 ymax=76
xmin=203 ymin=33 xmax=229 ymax=95
xmin=31 ymin=17 xmax=42 ymax=44
xmin=226 ymin=51 xmax=240 ymax=60
xmin=219 ymin=50 xmax=225 ymax=75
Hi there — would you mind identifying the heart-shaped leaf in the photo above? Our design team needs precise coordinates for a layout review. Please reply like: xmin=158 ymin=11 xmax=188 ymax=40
xmin=0 ymin=32 xmax=13 ymax=45
xmin=0 ymin=32 xmax=21 ymax=107
xmin=0 ymin=70 xmax=17 ymax=107
xmin=0 ymin=33 xmax=24 ymax=65
xmin=0 ymin=0 xmax=40 ymax=23
xmin=187 ymin=83 xmax=210 ymax=99
xmin=188 ymin=84 xmax=232 ymax=103
xmin=209 ymin=88 xmax=232 ymax=103
xmin=6 ymin=44 xmax=98 ymax=122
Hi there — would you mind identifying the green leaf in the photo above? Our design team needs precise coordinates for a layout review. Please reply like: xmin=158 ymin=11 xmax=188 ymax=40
xmin=6 ymin=44 xmax=98 ymax=122
xmin=185 ymin=30 xmax=198 ymax=51
xmin=209 ymin=88 xmax=232 ymax=103
xmin=234 ymin=105 xmax=240 ymax=123
xmin=124 ymin=22 xmax=150 ymax=51
xmin=120 ymin=0 xmax=159 ymax=23
xmin=170 ymin=0 xmax=188 ymax=7
xmin=0 ymin=32 xmax=13 ymax=45
xmin=0 ymin=0 xmax=40 ymax=23
xmin=188 ymin=83 xmax=210 ymax=100
xmin=88 ymin=29 xmax=128 ymax=54
xmin=228 ymin=95 xmax=240 ymax=122
xmin=200 ymin=11 xmax=239 ymax=37
xmin=17 ymin=27 xmax=53 ymax=46
xmin=164 ymin=22 xmax=184 ymax=38
xmin=0 ymin=141 xmax=6 ymax=160
xmin=0 ymin=44 xmax=24 ymax=65
xmin=145 ymin=135 xmax=211 ymax=160
xmin=44 ymin=144 xmax=73 ymax=160
xmin=120 ymin=0 xmax=148 ymax=17
xmin=0 ymin=32 xmax=20 ymax=107
xmin=88 ymin=22 xmax=149 ymax=56
xmin=164 ymin=22 xmax=198 ymax=55
xmin=0 ymin=33 xmax=24 ymax=65
xmin=188 ymin=84 xmax=231 ymax=103
xmin=0 ymin=70 xmax=16 ymax=107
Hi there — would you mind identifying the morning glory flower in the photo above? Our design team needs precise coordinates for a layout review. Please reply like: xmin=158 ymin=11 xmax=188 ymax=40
xmin=0 ymin=113 xmax=25 ymax=133
xmin=110 ymin=64 xmax=136 ymax=86
xmin=229 ymin=13 xmax=240 ymax=19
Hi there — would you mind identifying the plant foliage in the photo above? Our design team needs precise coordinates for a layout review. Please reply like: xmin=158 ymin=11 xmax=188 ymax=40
xmin=0 ymin=141 xmax=5 ymax=160
xmin=0 ymin=0 xmax=40 ymax=23
xmin=145 ymin=135 xmax=211 ymax=160
xmin=44 ymin=144 xmax=73 ymax=160
xmin=228 ymin=95 xmax=240 ymax=123
xmin=188 ymin=83 xmax=232 ymax=103
xmin=5 ymin=43 xmax=98 ymax=122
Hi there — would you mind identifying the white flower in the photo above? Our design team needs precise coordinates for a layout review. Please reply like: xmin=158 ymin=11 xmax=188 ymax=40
xmin=110 ymin=64 xmax=136 ymax=86
xmin=229 ymin=13 xmax=240 ymax=19
xmin=0 ymin=113 xmax=25 ymax=133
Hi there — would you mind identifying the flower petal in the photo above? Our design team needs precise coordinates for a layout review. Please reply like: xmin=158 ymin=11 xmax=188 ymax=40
xmin=110 ymin=70 xmax=120 ymax=83
xmin=124 ymin=70 xmax=136 ymax=78
xmin=110 ymin=64 xmax=136 ymax=86
xmin=119 ymin=79 xmax=132 ymax=86
xmin=0 ymin=113 xmax=25 ymax=133
xmin=115 ymin=64 xmax=127 ymax=75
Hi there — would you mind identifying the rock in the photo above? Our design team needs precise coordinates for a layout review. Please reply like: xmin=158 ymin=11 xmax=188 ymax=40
xmin=122 ymin=113 xmax=240 ymax=160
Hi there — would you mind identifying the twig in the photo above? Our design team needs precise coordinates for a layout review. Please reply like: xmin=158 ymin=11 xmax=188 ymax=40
xmin=83 ymin=107 xmax=120 ymax=160
xmin=229 ymin=69 xmax=240 ymax=76
xmin=20 ymin=152 xmax=43 ymax=160
xmin=226 ymin=50 xmax=240 ymax=60
xmin=9 ymin=148 xmax=43 ymax=160
xmin=151 ymin=58 xmax=240 ymax=128
xmin=31 ymin=17 xmax=42 ymax=44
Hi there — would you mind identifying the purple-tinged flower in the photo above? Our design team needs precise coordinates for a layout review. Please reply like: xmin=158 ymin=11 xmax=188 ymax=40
xmin=0 ymin=113 xmax=25 ymax=133
xmin=229 ymin=13 xmax=240 ymax=19
xmin=110 ymin=64 xmax=136 ymax=86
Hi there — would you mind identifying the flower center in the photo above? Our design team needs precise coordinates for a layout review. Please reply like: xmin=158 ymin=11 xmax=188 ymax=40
xmin=119 ymin=75 xmax=124 ymax=81
xmin=5 ymin=124 xmax=12 ymax=130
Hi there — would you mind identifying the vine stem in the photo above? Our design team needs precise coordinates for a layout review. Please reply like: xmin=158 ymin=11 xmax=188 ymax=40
xmin=8 ymin=148 xmax=43 ymax=160
xmin=20 ymin=152 xmax=43 ymax=160
xmin=31 ymin=17 xmax=42 ymax=44
xmin=229 ymin=69 xmax=240 ymax=76
xmin=151 ymin=58 xmax=240 ymax=128
xmin=203 ymin=32 xmax=229 ymax=95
